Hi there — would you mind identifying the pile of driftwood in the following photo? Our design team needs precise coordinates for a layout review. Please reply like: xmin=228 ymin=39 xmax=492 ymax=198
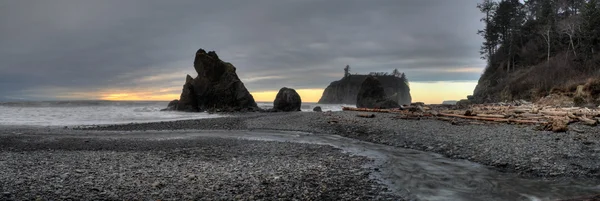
xmin=342 ymin=104 xmax=600 ymax=133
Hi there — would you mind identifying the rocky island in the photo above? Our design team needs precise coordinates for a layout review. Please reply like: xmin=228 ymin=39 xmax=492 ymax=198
xmin=164 ymin=49 xmax=258 ymax=112
xmin=318 ymin=66 xmax=412 ymax=105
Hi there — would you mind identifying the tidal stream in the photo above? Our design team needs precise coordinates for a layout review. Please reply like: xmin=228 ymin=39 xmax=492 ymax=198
xmin=153 ymin=130 xmax=600 ymax=201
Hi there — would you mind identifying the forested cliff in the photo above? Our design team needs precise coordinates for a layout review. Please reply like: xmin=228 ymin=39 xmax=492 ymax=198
xmin=473 ymin=0 xmax=600 ymax=105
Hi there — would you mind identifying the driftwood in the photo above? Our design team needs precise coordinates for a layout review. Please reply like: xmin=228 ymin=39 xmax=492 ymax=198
xmin=440 ymin=113 xmax=508 ymax=122
xmin=343 ymin=107 xmax=390 ymax=113
xmin=357 ymin=114 xmax=376 ymax=118
xmin=541 ymin=111 xmax=569 ymax=116
xmin=476 ymin=114 xmax=506 ymax=118
xmin=439 ymin=113 xmax=546 ymax=124
xmin=509 ymin=109 xmax=530 ymax=114
xmin=343 ymin=103 xmax=598 ymax=132
xmin=578 ymin=117 xmax=598 ymax=126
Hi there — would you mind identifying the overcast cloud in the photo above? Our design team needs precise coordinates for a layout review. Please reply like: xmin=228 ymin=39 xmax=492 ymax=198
xmin=0 ymin=0 xmax=484 ymax=100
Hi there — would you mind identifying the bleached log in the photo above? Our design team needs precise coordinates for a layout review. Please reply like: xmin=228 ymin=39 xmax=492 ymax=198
xmin=578 ymin=116 xmax=598 ymax=126
xmin=343 ymin=107 xmax=390 ymax=113
xmin=541 ymin=111 xmax=569 ymax=116
xmin=439 ymin=113 xmax=547 ymax=124
xmin=476 ymin=114 xmax=507 ymax=118
xmin=516 ymin=113 xmax=544 ymax=118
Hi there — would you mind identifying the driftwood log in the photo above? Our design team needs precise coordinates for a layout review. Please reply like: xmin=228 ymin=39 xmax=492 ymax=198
xmin=342 ymin=103 xmax=599 ymax=132
xmin=343 ymin=107 xmax=390 ymax=113
xmin=578 ymin=117 xmax=598 ymax=126
xmin=356 ymin=114 xmax=376 ymax=118
xmin=439 ymin=113 xmax=546 ymax=124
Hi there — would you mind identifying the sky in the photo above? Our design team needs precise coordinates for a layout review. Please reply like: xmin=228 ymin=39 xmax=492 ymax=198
xmin=0 ymin=0 xmax=485 ymax=104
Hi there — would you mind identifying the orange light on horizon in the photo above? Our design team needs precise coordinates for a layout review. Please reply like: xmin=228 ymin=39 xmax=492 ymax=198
xmin=100 ymin=92 xmax=180 ymax=101
xmin=410 ymin=81 xmax=477 ymax=104
xmin=251 ymin=88 xmax=325 ymax=103
xmin=84 ymin=81 xmax=476 ymax=104
xmin=97 ymin=88 xmax=327 ymax=102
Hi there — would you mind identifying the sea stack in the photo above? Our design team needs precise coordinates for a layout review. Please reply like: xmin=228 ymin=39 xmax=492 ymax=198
xmin=166 ymin=49 xmax=258 ymax=112
xmin=319 ymin=66 xmax=411 ymax=105
xmin=273 ymin=87 xmax=302 ymax=112
xmin=356 ymin=76 xmax=400 ymax=109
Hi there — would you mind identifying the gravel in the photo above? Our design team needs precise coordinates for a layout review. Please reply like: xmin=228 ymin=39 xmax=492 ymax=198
xmin=81 ymin=111 xmax=600 ymax=178
xmin=0 ymin=134 xmax=399 ymax=200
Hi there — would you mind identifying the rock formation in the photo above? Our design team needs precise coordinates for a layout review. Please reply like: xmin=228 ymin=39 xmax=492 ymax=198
xmin=312 ymin=106 xmax=322 ymax=112
xmin=175 ymin=75 xmax=198 ymax=112
xmin=273 ymin=87 xmax=302 ymax=112
xmin=166 ymin=49 xmax=258 ymax=112
xmin=161 ymin=100 xmax=179 ymax=111
xmin=319 ymin=71 xmax=411 ymax=105
xmin=356 ymin=76 xmax=400 ymax=109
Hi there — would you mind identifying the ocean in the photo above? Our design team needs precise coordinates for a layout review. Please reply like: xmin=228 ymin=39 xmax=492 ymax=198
xmin=0 ymin=101 xmax=350 ymax=126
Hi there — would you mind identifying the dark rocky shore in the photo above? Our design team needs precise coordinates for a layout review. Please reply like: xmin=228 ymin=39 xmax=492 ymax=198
xmin=0 ymin=131 xmax=398 ymax=200
xmin=3 ymin=111 xmax=600 ymax=200
xmin=82 ymin=111 xmax=600 ymax=179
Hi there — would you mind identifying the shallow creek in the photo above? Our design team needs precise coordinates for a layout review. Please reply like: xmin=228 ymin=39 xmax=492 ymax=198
xmin=150 ymin=130 xmax=600 ymax=201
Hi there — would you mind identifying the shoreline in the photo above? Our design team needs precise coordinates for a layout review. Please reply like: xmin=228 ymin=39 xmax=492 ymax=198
xmin=78 ymin=111 xmax=600 ymax=179
xmin=3 ymin=111 xmax=600 ymax=200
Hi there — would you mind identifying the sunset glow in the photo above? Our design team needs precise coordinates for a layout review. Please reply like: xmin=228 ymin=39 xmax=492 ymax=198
xmin=90 ymin=81 xmax=477 ymax=104
xmin=251 ymin=89 xmax=325 ymax=103
xmin=100 ymin=93 xmax=181 ymax=101
xmin=410 ymin=81 xmax=477 ymax=104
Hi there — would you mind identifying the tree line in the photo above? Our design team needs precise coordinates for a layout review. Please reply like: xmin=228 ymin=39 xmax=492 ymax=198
xmin=478 ymin=0 xmax=600 ymax=73
xmin=343 ymin=65 xmax=409 ymax=86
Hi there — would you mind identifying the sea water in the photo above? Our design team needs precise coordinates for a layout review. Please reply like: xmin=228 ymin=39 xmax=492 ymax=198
xmin=0 ymin=101 xmax=218 ymax=126
xmin=256 ymin=102 xmax=352 ymax=112
xmin=0 ymin=101 xmax=350 ymax=126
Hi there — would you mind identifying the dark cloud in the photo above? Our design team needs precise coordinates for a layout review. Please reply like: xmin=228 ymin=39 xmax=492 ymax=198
xmin=0 ymin=0 xmax=484 ymax=100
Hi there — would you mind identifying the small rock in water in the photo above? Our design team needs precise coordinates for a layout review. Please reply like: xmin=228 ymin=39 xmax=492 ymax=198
xmin=313 ymin=106 xmax=322 ymax=112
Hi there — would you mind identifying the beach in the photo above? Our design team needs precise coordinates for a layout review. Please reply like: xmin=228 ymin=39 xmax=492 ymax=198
xmin=2 ymin=111 xmax=600 ymax=200
xmin=84 ymin=111 xmax=600 ymax=178
xmin=0 ymin=130 xmax=398 ymax=201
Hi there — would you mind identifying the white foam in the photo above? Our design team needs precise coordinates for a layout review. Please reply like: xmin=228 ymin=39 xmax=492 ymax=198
xmin=0 ymin=101 xmax=223 ymax=126
xmin=0 ymin=101 xmax=354 ymax=126
xmin=257 ymin=102 xmax=352 ymax=112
